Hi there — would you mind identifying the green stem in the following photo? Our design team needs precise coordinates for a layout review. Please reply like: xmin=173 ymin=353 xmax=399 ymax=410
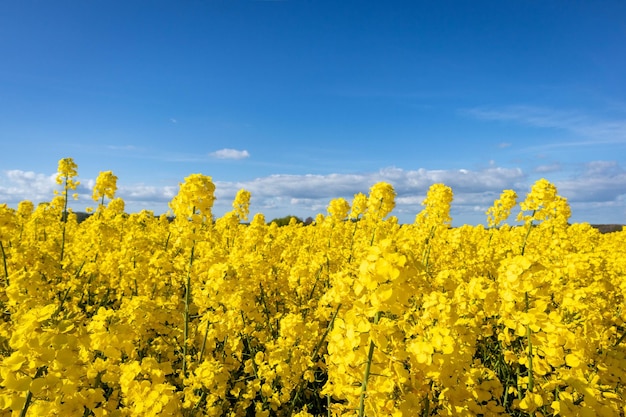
xmin=302 ymin=267 xmax=323 ymax=319
xmin=347 ymin=219 xmax=359 ymax=263
xmin=60 ymin=176 xmax=69 ymax=262
xmin=526 ymin=323 xmax=534 ymax=392
xmin=520 ymin=210 xmax=535 ymax=256
xmin=487 ymin=229 xmax=494 ymax=248
xmin=327 ymin=395 xmax=331 ymax=417
xmin=19 ymin=366 xmax=47 ymax=417
xmin=188 ymin=389 xmax=207 ymax=417
xmin=258 ymin=283 xmax=276 ymax=337
xmin=164 ymin=231 xmax=171 ymax=251
xmin=423 ymin=226 xmax=435 ymax=272
xmin=241 ymin=330 xmax=267 ymax=407
xmin=311 ymin=304 xmax=341 ymax=362
xmin=53 ymin=287 xmax=72 ymax=319
xmin=614 ymin=330 xmax=626 ymax=347
xmin=182 ymin=244 xmax=195 ymax=378
xmin=525 ymin=292 xmax=534 ymax=392
xmin=0 ymin=240 xmax=9 ymax=286
xmin=358 ymin=311 xmax=381 ymax=417
xmin=422 ymin=384 xmax=431 ymax=416
xmin=198 ymin=319 xmax=210 ymax=363
xmin=289 ymin=303 xmax=342 ymax=415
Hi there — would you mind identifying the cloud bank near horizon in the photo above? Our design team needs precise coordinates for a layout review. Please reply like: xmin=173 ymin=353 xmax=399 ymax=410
xmin=1 ymin=162 xmax=624 ymax=225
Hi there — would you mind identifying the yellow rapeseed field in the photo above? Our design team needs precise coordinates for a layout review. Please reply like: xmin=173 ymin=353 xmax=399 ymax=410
xmin=0 ymin=158 xmax=624 ymax=416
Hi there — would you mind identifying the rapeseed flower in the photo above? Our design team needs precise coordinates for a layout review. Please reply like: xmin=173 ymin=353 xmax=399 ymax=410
xmin=486 ymin=189 xmax=517 ymax=228
xmin=55 ymin=157 xmax=80 ymax=195
xmin=1 ymin=167 xmax=624 ymax=417
xmin=92 ymin=170 xmax=118 ymax=205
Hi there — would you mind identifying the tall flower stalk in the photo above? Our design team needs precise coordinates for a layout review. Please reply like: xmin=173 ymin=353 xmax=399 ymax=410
xmin=55 ymin=158 xmax=79 ymax=262
xmin=169 ymin=174 xmax=216 ymax=380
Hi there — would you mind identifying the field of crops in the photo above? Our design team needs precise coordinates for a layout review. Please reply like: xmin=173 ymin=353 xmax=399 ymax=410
xmin=1 ymin=158 xmax=625 ymax=416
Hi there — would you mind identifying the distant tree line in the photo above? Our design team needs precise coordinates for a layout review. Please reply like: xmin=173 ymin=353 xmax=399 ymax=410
xmin=268 ymin=215 xmax=314 ymax=227
xmin=69 ymin=212 xmax=622 ymax=232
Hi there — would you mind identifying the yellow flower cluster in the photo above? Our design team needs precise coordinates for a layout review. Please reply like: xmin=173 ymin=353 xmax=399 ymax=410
xmin=0 ymin=159 xmax=625 ymax=417
xmin=92 ymin=171 xmax=118 ymax=208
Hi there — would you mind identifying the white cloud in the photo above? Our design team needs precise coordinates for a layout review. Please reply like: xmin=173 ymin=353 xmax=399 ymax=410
xmin=554 ymin=161 xmax=626 ymax=203
xmin=1 ymin=162 xmax=624 ymax=225
xmin=534 ymin=163 xmax=561 ymax=173
xmin=118 ymin=185 xmax=178 ymax=202
xmin=212 ymin=166 xmax=525 ymax=201
xmin=209 ymin=148 xmax=250 ymax=160
xmin=465 ymin=105 xmax=626 ymax=146
xmin=207 ymin=166 xmax=529 ymax=224
xmin=0 ymin=170 xmax=57 ymax=203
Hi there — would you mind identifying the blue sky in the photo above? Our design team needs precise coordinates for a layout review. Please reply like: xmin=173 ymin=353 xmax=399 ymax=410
xmin=1 ymin=0 xmax=625 ymax=225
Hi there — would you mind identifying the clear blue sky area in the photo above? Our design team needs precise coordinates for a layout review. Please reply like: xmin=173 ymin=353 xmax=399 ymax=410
xmin=1 ymin=0 xmax=625 ymax=225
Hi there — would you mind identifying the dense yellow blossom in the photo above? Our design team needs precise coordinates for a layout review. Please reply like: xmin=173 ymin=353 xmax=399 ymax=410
xmin=487 ymin=189 xmax=517 ymax=228
xmin=92 ymin=170 xmax=118 ymax=206
xmin=0 ymin=158 xmax=624 ymax=416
